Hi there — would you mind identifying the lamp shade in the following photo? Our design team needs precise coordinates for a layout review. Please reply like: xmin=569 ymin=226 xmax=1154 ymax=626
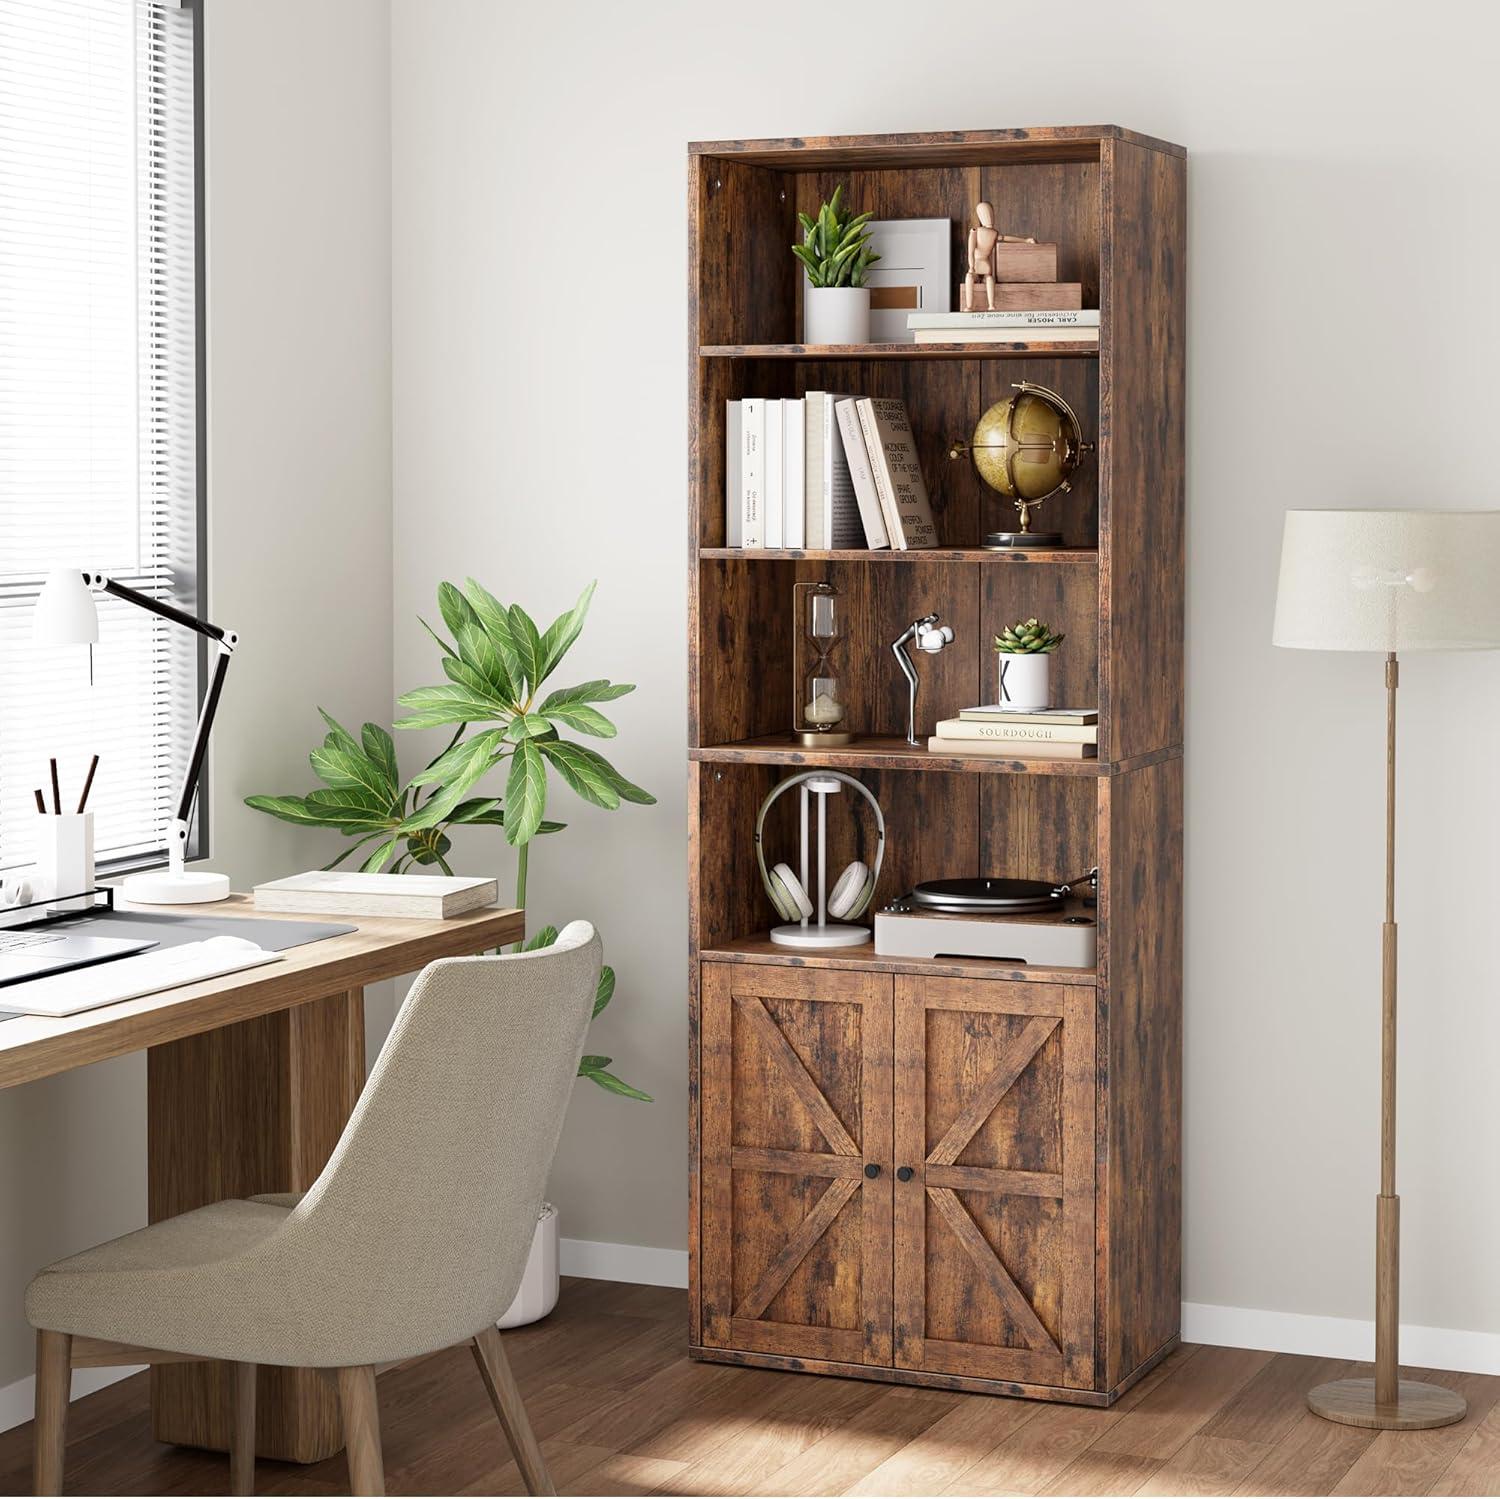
xmin=32 ymin=568 xmax=99 ymax=646
xmin=1273 ymin=510 xmax=1500 ymax=652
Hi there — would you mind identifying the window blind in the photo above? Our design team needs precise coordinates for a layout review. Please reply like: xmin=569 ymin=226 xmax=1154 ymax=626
xmin=0 ymin=0 xmax=200 ymax=873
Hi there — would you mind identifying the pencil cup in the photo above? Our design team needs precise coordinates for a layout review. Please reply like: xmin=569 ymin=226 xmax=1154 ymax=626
xmin=36 ymin=812 xmax=94 ymax=912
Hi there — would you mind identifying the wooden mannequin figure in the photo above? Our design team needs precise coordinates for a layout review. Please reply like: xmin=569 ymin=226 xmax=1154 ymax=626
xmin=962 ymin=201 xmax=1036 ymax=311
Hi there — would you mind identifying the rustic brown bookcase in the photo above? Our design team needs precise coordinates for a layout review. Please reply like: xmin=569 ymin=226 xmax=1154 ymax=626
xmin=687 ymin=126 xmax=1185 ymax=1405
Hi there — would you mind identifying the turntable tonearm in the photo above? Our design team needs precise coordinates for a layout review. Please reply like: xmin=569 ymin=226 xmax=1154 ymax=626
xmin=873 ymin=872 xmax=1097 ymax=967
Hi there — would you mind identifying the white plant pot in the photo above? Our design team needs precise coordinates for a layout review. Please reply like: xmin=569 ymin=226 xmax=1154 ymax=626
xmin=996 ymin=653 xmax=1051 ymax=712
xmin=803 ymin=286 xmax=871 ymax=345
xmin=497 ymin=1202 xmax=560 ymax=1329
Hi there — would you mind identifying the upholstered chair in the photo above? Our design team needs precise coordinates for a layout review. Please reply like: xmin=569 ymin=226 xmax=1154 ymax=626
xmin=26 ymin=922 xmax=603 ymax=1497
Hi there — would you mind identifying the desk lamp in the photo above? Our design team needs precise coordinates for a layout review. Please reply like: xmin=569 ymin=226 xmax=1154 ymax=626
xmin=1273 ymin=508 xmax=1500 ymax=1430
xmin=33 ymin=569 xmax=236 ymax=904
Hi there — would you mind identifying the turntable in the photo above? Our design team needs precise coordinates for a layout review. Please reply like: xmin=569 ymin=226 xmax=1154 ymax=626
xmin=874 ymin=872 xmax=1097 ymax=967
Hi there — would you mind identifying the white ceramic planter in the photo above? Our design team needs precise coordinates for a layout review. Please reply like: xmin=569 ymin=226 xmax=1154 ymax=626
xmin=996 ymin=652 xmax=1051 ymax=712
xmin=497 ymin=1202 xmax=560 ymax=1329
xmin=804 ymin=286 xmax=871 ymax=345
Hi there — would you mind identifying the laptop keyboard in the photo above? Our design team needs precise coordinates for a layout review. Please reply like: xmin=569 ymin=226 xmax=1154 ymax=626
xmin=0 ymin=932 xmax=64 ymax=952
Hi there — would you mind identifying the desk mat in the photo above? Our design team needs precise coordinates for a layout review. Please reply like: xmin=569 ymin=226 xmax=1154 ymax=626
xmin=52 ymin=910 xmax=356 ymax=952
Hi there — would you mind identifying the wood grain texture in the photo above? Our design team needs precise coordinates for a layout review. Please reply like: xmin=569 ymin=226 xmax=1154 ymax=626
xmin=0 ymin=895 xmax=524 ymax=1089
xmin=32 ymin=1330 xmax=69 ymax=1497
xmin=472 ymin=1328 xmax=554 ymax=1496
xmin=336 ymin=1365 xmax=384 ymax=1496
xmin=701 ymin=341 xmax=1101 ymax=361
xmin=690 ymin=125 xmax=1187 ymax=166
xmin=16 ymin=1286 xmax=1464 ymax=1499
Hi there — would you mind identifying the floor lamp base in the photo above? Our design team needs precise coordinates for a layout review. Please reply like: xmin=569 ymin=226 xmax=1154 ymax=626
xmin=1308 ymin=1377 xmax=1467 ymax=1431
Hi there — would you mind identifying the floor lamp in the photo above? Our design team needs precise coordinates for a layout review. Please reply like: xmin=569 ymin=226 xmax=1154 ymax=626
xmin=1273 ymin=508 xmax=1500 ymax=1431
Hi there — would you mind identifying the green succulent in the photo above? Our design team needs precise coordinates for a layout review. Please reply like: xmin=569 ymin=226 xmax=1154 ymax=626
xmin=994 ymin=618 xmax=1065 ymax=654
xmin=791 ymin=184 xmax=880 ymax=289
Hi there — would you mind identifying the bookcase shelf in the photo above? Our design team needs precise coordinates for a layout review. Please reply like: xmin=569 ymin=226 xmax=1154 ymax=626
xmin=700 ymin=341 xmax=1100 ymax=361
xmin=698 ymin=546 xmax=1100 ymax=564
xmin=687 ymin=125 xmax=1184 ymax=1405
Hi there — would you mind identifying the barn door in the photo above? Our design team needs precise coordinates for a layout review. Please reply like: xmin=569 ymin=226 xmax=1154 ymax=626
xmin=893 ymin=976 xmax=1095 ymax=1389
xmin=699 ymin=962 xmax=892 ymax=1366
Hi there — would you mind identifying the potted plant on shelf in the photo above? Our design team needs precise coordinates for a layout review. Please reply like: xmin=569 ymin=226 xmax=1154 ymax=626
xmin=993 ymin=617 xmax=1065 ymax=711
xmin=792 ymin=184 xmax=880 ymax=345
xmin=247 ymin=577 xmax=653 ymax=1328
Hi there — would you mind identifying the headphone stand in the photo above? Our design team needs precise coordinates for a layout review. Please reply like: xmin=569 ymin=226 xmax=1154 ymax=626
xmin=768 ymin=776 xmax=871 ymax=950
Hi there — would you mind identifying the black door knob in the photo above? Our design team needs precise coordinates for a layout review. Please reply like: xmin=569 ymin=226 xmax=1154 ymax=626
xmin=864 ymin=1163 xmax=881 ymax=1179
xmin=896 ymin=1166 xmax=914 ymax=1182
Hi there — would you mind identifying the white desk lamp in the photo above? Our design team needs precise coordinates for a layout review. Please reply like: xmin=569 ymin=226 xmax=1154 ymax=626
xmin=1274 ymin=508 xmax=1500 ymax=1431
xmin=33 ymin=568 xmax=236 ymax=905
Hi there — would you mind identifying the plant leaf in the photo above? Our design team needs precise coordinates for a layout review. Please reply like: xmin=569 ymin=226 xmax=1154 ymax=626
xmin=417 ymin=614 xmax=457 ymax=659
xmin=402 ymin=748 xmax=492 ymax=829
xmin=507 ymin=605 xmax=544 ymax=697
xmin=538 ymin=738 xmax=620 ymax=809
xmin=361 ymin=835 xmax=400 ymax=873
xmin=521 ymin=925 xmax=560 ymax=952
xmin=317 ymin=709 xmax=362 ymax=758
xmin=437 ymin=580 xmax=482 ymax=641
xmin=460 ymin=578 xmax=527 ymax=691
xmin=320 ymin=831 xmax=389 ymax=870
xmin=537 ymin=580 xmax=596 ymax=686
xmin=409 ymin=727 xmax=505 ymax=788
xmin=503 ymin=713 xmax=556 ymax=742
xmin=540 ymin=679 xmax=635 ymax=709
xmin=455 ymin=617 xmax=514 ymax=701
xmin=444 ymin=796 xmax=502 ymax=824
xmin=394 ymin=683 xmax=509 ymax=729
xmin=360 ymin=723 xmax=400 ymax=797
xmin=307 ymin=746 xmax=392 ymax=806
xmin=578 ymin=1060 xmax=653 ymax=1101
xmin=541 ymin=702 xmax=616 ymax=738
xmin=504 ymin=738 xmax=547 ymax=845
xmin=592 ymin=965 xmax=615 ymax=1018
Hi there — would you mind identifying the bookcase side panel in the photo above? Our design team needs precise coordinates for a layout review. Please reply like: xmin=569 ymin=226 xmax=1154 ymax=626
xmin=1098 ymin=755 xmax=1183 ymax=1387
xmin=1097 ymin=141 xmax=1186 ymax=763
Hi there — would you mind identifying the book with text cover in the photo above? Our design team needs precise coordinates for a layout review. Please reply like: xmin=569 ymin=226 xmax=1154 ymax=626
xmin=909 ymin=309 xmax=1099 ymax=330
xmin=856 ymin=397 xmax=937 ymax=550
xmin=822 ymin=390 xmax=864 ymax=548
xmin=960 ymin=705 xmax=1098 ymax=724
xmin=739 ymin=397 xmax=765 ymax=548
xmin=804 ymin=393 xmax=826 ymax=550
xmin=254 ymin=871 xmax=500 ymax=919
xmin=724 ymin=400 xmax=742 ymax=546
xmin=915 ymin=326 xmax=1098 ymax=345
xmin=927 ymin=736 xmax=1096 ymax=760
xmin=834 ymin=398 xmax=890 ymax=549
xmin=764 ymin=399 xmax=784 ymax=548
xmin=933 ymin=717 xmax=1098 ymax=744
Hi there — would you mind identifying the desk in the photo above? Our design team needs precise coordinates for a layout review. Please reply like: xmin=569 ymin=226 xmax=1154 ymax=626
xmin=1 ymin=894 xmax=524 ymax=1463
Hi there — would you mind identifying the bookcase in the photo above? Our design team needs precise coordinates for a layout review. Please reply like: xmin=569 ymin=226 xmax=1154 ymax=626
xmin=687 ymin=127 xmax=1185 ymax=1405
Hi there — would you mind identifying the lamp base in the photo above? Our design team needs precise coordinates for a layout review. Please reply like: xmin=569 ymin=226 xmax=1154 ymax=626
xmin=1308 ymin=1378 xmax=1467 ymax=1431
xmin=122 ymin=868 xmax=232 ymax=905
xmin=770 ymin=923 xmax=870 ymax=949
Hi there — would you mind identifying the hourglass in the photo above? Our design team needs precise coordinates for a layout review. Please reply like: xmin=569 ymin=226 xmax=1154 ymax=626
xmin=793 ymin=581 xmax=852 ymax=747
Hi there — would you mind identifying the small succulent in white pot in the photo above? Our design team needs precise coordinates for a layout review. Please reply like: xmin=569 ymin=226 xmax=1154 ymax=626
xmin=993 ymin=618 xmax=1065 ymax=711
xmin=792 ymin=184 xmax=880 ymax=345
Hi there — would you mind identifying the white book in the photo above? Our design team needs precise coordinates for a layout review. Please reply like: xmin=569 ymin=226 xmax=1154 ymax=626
xmin=856 ymin=397 xmax=938 ymax=550
xmin=933 ymin=717 xmax=1098 ymax=744
xmin=740 ymin=397 xmax=765 ymax=549
xmin=254 ymin=870 xmax=500 ymax=919
xmin=834 ymin=398 xmax=890 ymax=549
xmin=907 ymin=308 xmax=1100 ymax=330
xmin=822 ymin=390 xmax=864 ymax=548
xmin=914 ymin=327 xmax=1098 ymax=345
xmin=804 ymin=393 xmax=826 ymax=552
xmin=783 ymin=399 xmax=806 ymax=548
xmin=725 ymin=400 xmax=742 ymax=547
xmin=764 ymin=400 xmax=784 ymax=548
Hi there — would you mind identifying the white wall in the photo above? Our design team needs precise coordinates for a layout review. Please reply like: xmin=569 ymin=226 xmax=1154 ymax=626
xmin=0 ymin=0 xmax=393 ymax=1413
xmin=389 ymin=0 xmax=1500 ymax=1357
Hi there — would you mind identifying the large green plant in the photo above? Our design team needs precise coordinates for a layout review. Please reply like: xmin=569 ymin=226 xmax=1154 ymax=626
xmin=247 ymin=578 xmax=654 ymax=1100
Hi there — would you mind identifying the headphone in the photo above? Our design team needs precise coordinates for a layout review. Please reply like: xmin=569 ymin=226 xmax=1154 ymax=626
xmin=755 ymin=771 xmax=886 ymax=924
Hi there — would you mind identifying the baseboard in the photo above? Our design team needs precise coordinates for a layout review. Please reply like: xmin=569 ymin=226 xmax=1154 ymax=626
xmin=0 ymin=1364 xmax=144 ymax=1436
xmin=1182 ymin=1301 xmax=1500 ymax=1376
xmin=560 ymin=1237 xmax=689 ymax=1288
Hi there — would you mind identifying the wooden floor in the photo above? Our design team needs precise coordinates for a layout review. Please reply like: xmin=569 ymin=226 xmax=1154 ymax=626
xmin=2 ymin=1280 xmax=1498 ymax=1497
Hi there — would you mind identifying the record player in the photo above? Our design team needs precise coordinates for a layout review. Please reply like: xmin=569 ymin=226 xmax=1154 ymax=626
xmin=874 ymin=871 xmax=1097 ymax=967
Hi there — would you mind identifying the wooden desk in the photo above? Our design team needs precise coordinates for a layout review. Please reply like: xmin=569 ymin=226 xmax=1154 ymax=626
xmin=0 ymin=894 xmax=525 ymax=1463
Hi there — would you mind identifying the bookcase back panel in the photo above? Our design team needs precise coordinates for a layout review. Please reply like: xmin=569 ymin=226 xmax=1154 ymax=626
xmin=980 ymin=563 xmax=1100 ymax=713
xmin=691 ymin=760 xmax=782 ymax=950
xmin=694 ymin=158 xmax=795 ymax=347
xmin=978 ymin=775 xmax=1098 ymax=888
xmin=979 ymin=160 xmax=1100 ymax=308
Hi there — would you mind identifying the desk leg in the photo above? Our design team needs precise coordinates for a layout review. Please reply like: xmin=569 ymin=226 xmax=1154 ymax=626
xmin=147 ymin=986 xmax=366 ymax=1463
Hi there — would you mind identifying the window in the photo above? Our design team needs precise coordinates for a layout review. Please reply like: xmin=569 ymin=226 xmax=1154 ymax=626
xmin=0 ymin=0 xmax=203 ymax=873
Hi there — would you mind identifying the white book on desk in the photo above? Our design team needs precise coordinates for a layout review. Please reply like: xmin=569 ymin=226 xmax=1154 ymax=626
xmin=254 ymin=871 xmax=499 ymax=919
xmin=0 ymin=937 xmax=282 ymax=1018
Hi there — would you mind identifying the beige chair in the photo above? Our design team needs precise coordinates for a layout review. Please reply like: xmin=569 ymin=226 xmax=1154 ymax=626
xmin=25 ymin=921 xmax=603 ymax=1498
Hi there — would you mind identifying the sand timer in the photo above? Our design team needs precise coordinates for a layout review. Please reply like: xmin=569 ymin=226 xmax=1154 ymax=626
xmin=793 ymin=581 xmax=852 ymax=747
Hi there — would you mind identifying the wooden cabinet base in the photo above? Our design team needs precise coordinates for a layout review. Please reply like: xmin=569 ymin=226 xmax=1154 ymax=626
xmin=687 ymin=1335 xmax=1179 ymax=1407
xmin=146 ymin=988 xmax=366 ymax=1463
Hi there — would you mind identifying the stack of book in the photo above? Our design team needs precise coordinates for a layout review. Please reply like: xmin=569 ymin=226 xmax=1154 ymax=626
xmin=725 ymin=394 xmax=937 ymax=551
xmin=929 ymin=705 xmax=1098 ymax=759
xmin=907 ymin=308 xmax=1099 ymax=346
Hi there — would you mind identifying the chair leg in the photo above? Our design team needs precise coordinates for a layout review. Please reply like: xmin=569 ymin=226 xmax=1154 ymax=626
xmin=33 ymin=1330 xmax=71 ymax=1497
xmin=230 ymin=1361 xmax=256 ymax=1496
xmin=336 ymin=1366 xmax=385 ymax=1497
xmin=471 ymin=1325 xmax=553 ymax=1496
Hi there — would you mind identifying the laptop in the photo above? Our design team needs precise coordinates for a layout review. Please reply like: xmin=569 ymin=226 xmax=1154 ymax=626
xmin=0 ymin=927 xmax=157 ymax=986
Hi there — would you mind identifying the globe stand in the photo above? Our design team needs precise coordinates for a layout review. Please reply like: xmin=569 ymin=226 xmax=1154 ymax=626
xmin=984 ymin=530 xmax=1063 ymax=550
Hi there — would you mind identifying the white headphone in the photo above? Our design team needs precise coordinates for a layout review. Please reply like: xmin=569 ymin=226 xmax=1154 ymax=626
xmin=755 ymin=771 xmax=886 ymax=924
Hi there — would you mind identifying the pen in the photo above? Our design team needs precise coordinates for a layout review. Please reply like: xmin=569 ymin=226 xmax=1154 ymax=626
xmin=48 ymin=758 xmax=60 ymax=815
xmin=77 ymin=755 xmax=99 ymax=814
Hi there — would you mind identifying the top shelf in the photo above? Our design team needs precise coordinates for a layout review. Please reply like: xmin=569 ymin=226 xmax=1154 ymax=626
xmin=700 ymin=342 xmax=1100 ymax=362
